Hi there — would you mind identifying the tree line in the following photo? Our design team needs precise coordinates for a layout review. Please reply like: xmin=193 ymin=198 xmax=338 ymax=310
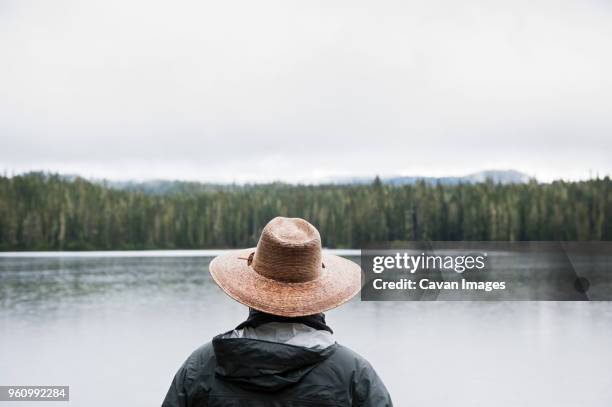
xmin=0 ymin=172 xmax=610 ymax=250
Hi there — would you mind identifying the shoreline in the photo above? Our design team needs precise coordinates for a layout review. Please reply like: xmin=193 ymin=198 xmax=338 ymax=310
xmin=0 ymin=249 xmax=361 ymax=258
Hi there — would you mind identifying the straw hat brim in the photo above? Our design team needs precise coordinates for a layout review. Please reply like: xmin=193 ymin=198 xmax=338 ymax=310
xmin=209 ymin=248 xmax=361 ymax=317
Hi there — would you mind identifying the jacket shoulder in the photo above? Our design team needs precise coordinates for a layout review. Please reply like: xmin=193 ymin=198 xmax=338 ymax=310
xmin=162 ymin=342 xmax=216 ymax=407
xmin=328 ymin=343 xmax=374 ymax=371
xmin=327 ymin=344 xmax=393 ymax=407
xmin=182 ymin=341 xmax=216 ymax=383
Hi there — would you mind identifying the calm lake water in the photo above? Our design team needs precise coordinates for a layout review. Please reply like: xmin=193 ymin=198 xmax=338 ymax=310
xmin=1 ymin=252 xmax=612 ymax=407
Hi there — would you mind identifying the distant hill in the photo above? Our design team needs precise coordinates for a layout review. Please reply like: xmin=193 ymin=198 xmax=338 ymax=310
xmin=51 ymin=174 xmax=237 ymax=195
xmin=65 ymin=169 xmax=532 ymax=195
xmin=329 ymin=170 xmax=532 ymax=186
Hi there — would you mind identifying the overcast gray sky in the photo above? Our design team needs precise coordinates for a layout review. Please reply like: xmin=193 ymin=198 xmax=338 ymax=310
xmin=1 ymin=0 xmax=610 ymax=183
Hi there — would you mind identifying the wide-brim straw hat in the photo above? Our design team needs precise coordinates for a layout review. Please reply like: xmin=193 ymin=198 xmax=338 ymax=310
xmin=210 ymin=217 xmax=361 ymax=317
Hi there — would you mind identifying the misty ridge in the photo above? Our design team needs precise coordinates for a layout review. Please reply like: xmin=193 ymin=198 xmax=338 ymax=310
xmin=1 ymin=170 xmax=610 ymax=251
xmin=62 ymin=169 xmax=532 ymax=196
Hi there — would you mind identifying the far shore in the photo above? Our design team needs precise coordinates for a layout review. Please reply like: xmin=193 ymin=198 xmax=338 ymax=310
xmin=0 ymin=249 xmax=361 ymax=258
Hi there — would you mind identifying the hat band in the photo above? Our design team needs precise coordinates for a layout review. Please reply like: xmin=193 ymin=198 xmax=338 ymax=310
xmin=240 ymin=251 xmax=323 ymax=283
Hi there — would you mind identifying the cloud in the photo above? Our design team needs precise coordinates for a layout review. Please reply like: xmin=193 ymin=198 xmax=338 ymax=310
xmin=1 ymin=0 xmax=611 ymax=182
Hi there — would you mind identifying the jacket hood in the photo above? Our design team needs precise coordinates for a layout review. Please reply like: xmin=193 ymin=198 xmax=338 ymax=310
xmin=212 ymin=324 xmax=337 ymax=392
xmin=236 ymin=308 xmax=333 ymax=334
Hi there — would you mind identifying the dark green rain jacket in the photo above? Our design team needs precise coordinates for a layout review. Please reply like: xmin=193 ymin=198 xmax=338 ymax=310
xmin=162 ymin=312 xmax=392 ymax=406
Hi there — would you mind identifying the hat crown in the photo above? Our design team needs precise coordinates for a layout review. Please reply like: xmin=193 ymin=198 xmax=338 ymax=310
xmin=252 ymin=217 xmax=323 ymax=283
